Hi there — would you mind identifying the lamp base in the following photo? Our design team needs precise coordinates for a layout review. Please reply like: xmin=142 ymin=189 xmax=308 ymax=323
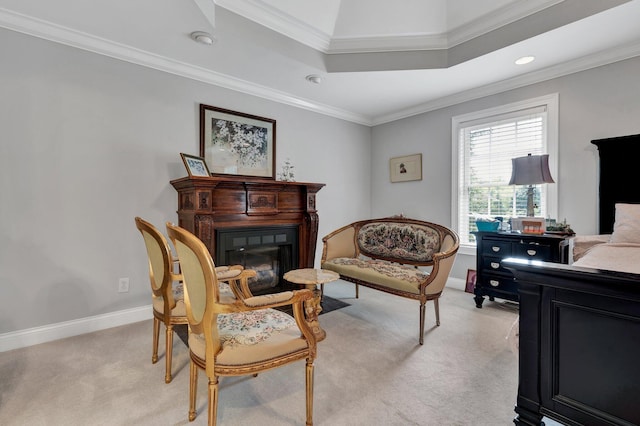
xmin=526 ymin=185 xmax=536 ymax=217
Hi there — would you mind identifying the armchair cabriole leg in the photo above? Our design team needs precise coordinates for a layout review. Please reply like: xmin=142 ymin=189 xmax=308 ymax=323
xmin=189 ymin=360 xmax=198 ymax=422
xmin=165 ymin=325 xmax=173 ymax=383
xmin=152 ymin=317 xmax=160 ymax=364
xmin=419 ymin=302 xmax=426 ymax=345
xmin=434 ymin=298 xmax=440 ymax=326
xmin=306 ymin=359 xmax=314 ymax=426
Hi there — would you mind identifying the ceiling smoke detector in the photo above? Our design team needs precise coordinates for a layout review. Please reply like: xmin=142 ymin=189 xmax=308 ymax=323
xmin=305 ymin=74 xmax=322 ymax=84
xmin=190 ymin=31 xmax=215 ymax=45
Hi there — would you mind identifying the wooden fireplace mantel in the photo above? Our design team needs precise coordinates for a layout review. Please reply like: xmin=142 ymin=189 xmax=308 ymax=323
xmin=170 ymin=175 xmax=325 ymax=268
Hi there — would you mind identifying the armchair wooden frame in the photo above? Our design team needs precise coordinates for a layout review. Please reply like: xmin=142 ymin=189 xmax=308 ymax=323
xmin=135 ymin=217 xmax=258 ymax=384
xmin=135 ymin=216 xmax=187 ymax=384
xmin=166 ymin=222 xmax=318 ymax=426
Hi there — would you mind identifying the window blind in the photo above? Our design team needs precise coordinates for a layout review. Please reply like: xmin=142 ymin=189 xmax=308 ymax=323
xmin=457 ymin=107 xmax=548 ymax=244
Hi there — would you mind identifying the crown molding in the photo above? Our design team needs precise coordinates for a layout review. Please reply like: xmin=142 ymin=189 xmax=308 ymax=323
xmin=328 ymin=33 xmax=447 ymax=54
xmin=2 ymin=6 xmax=638 ymax=129
xmin=372 ymin=39 xmax=640 ymax=126
xmin=216 ymin=0 xmax=563 ymax=54
xmin=215 ymin=0 xmax=331 ymax=51
xmin=0 ymin=7 xmax=372 ymax=126
xmin=447 ymin=0 xmax=563 ymax=47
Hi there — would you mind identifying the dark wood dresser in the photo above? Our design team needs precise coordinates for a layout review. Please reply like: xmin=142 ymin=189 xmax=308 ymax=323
xmin=473 ymin=231 xmax=571 ymax=308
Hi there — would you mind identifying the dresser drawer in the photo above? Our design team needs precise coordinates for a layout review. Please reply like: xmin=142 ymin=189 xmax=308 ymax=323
xmin=513 ymin=242 xmax=551 ymax=260
xmin=481 ymin=256 xmax=510 ymax=274
xmin=482 ymin=240 xmax=512 ymax=257
xmin=482 ymin=273 xmax=518 ymax=294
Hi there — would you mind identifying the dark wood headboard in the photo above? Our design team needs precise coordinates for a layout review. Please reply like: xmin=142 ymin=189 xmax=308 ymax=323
xmin=591 ymin=133 xmax=640 ymax=234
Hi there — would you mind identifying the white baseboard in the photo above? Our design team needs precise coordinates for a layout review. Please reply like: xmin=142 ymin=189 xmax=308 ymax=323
xmin=447 ymin=277 xmax=466 ymax=292
xmin=1 ymin=280 xmax=467 ymax=353
xmin=0 ymin=305 xmax=152 ymax=352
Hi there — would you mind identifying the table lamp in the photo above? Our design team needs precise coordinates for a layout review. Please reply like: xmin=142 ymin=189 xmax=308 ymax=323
xmin=508 ymin=153 xmax=554 ymax=217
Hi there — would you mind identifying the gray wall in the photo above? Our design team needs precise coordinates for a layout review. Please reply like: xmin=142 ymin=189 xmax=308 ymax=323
xmin=3 ymin=24 xmax=640 ymax=338
xmin=0 ymin=29 xmax=371 ymax=334
xmin=371 ymin=56 xmax=640 ymax=279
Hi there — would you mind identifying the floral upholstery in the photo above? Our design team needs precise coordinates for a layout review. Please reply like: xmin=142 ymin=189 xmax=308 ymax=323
xmin=321 ymin=217 xmax=460 ymax=345
xmin=326 ymin=257 xmax=429 ymax=293
xmin=189 ymin=308 xmax=296 ymax=351
xmin=357 ymin=223 xmax=440 ymax=262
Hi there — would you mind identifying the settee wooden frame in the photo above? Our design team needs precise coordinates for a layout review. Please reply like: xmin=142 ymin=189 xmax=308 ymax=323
xmin=321 ymin=217 xmax=459 ymax=345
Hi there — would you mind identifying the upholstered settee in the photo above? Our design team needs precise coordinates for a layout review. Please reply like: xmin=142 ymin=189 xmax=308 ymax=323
xmin=321 ymin=217 xmax=459 ymax=344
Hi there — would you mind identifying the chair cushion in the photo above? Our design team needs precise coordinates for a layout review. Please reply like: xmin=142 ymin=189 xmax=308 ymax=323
xmin=188 ymin=308 xmax=306 ymax=365
xmin=322 ymin=257 xmax=429 ymax=294
xmin=152 ymin=294 xmax=186 ymax=316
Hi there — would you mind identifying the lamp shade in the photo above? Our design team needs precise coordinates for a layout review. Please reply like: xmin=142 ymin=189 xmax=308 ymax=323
xmin=508 ymin=154 xmax=555 ymax=185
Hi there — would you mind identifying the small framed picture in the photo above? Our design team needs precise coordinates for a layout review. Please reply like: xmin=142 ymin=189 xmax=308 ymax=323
xmin=390 ymin=153 xmax=422 ymax=183
xmin=180 ymin=153 xmax=211 ymax=177
xmin=465 ymin=269 xmax=477 ymax=294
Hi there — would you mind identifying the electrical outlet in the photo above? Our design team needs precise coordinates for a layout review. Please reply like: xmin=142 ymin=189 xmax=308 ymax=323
xmin=118 ymin=277 xmax=130 ymax=293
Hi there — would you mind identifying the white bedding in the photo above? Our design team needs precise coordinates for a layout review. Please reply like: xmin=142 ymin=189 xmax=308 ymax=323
xmin=571 ymin=242 xmax=640 ymax=274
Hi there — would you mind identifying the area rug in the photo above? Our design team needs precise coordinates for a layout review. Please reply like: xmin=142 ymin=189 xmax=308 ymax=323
xmin=175 ymin=296 xmax=349 ymax=346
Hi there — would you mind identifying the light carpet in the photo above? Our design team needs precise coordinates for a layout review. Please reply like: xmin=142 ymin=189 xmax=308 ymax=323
xmin=0 ymin=281 xmax=519 ymax=425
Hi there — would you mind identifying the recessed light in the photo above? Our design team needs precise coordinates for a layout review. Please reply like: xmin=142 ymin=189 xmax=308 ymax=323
xmin=190 ymin=31 xmax=216 ymax=46
xmin=305 ymin=74 xmax=322 ymax=84
xmin=515 ymin=56 xmax=535 ymax=65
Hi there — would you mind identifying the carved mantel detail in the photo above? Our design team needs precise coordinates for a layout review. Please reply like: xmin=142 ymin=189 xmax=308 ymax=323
xmin=170 ymin=176 xmax=325 ymax=268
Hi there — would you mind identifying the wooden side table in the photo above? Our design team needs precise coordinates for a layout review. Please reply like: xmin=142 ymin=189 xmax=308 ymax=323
xmin=283 ymin=268 xmax=340 ymax=341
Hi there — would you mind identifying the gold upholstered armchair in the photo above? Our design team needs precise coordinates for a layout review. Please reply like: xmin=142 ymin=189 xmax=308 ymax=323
xmin=134 ymin=217 xmax=257 ymax=384
xmin=166 ymin=222 xmax=318 ymax=426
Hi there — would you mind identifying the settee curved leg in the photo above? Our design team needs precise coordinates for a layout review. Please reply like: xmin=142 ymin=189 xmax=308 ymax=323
xmin=434 ymin=298 xmax=440 ymax=326
xmin=419 ymin=302 xmax=426 ymax=345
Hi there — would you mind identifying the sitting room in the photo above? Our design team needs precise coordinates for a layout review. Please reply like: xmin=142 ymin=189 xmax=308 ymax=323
xmin=2 ymin=1 xmax=640 ymax=425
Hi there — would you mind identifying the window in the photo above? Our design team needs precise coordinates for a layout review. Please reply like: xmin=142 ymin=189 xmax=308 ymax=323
xmin=452 ymin=94 xmax=558 ymax=252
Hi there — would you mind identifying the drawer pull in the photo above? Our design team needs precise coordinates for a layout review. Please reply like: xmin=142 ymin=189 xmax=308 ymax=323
xmin=491 ymin=246 xmax=501 ymax=252
xmin=489 ymin=280 xmax=500 ymax=287
xmin=490 ymin=262 xmax=500 ymax=269
xmin=527 ymin=249 xmax=537 ymax=256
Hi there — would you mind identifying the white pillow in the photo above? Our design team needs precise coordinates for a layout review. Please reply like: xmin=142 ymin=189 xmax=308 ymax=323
xmin=610 ymin=203 xmax=640 ymax=243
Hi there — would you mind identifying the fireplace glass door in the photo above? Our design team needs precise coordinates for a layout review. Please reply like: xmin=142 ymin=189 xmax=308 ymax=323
xmin=216 ymin=226 xmax=299 ymax=294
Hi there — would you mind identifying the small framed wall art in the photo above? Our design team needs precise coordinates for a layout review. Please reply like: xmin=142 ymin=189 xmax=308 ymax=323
xmin=180 ymin=153 xmax=211 ymax=177
xmin=390 ymin=153 xmax=422 ymax=183
xmin=200 ymin=104 xmax=276 ymax=179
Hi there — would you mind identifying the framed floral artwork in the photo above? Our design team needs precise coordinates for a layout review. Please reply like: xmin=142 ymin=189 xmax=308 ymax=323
xmin=199 ymin=104 xmax=276 ymax=179
xmin=180 ymin=153 xmax=211 ymax=177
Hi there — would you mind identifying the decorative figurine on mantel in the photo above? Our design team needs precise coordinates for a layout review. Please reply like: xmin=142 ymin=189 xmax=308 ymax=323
xmin=277 ymin=158 xmax=295 ymax=182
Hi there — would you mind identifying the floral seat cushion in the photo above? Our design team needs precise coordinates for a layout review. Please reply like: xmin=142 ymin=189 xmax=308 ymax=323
xmin=323 ymin=257 xmax=429 ymax=294
xmin=189 ymin=307 xmax=297 ymax=354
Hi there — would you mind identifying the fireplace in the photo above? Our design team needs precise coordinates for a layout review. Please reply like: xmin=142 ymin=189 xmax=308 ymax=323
xmin=216 ymin=225 xmax=298 ymax=293
xmin=170 ymin=175 xmax=324 ymax=293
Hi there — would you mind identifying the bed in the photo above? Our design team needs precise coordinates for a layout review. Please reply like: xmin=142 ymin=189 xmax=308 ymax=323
xmin=505 ymin=134 xmax=640 ymax=426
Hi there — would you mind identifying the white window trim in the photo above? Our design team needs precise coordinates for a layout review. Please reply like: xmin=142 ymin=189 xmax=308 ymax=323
xmin=451 ymin=93 xmax=559 ymax=256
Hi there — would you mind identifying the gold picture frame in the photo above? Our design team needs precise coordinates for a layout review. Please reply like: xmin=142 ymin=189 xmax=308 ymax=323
xmin=180 ymin=153 xmax=211 ymax=177
xmin=390 ymin=153 xmax=422 ymax=183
